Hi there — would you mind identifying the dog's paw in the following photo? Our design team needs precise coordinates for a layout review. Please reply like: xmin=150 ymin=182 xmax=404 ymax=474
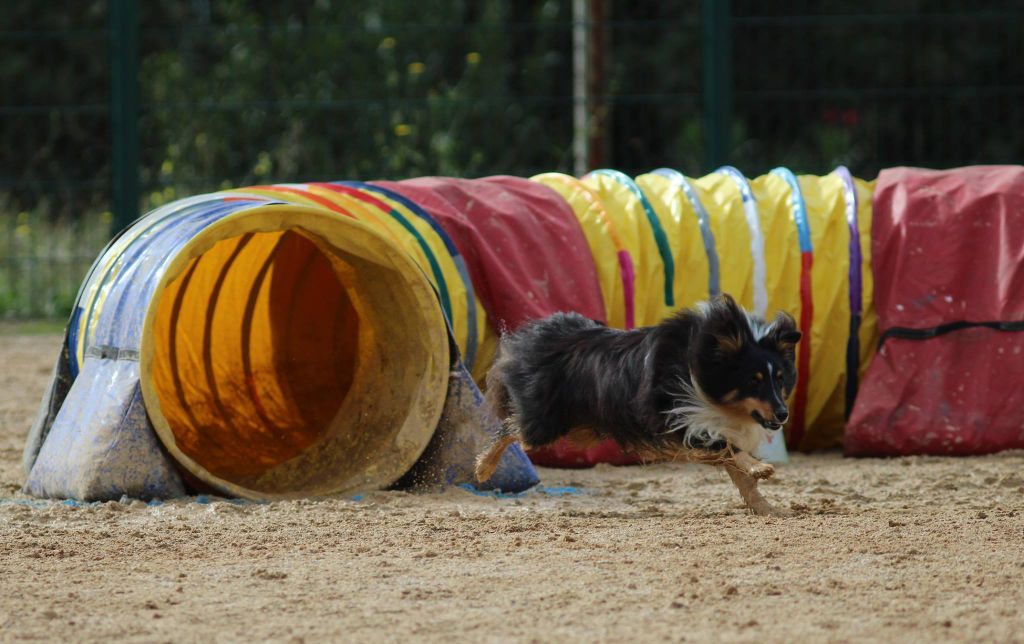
xmin=748 ymin=462 xmax=775 ymax=480
xmin=750 ymin=502 xmax=793 ymax=517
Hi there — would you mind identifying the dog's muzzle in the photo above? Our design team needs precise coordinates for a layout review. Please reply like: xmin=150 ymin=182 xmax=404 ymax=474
xmin=751 ymin=410 xmax=784 ymax=431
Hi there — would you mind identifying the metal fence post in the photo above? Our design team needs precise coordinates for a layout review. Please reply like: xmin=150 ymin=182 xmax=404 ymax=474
xmin=701 ymin=0 xmax=732 ymax=172
xmin=110 ymin=0 xmax=139 ymax=233
xmin=572 ymin=0 xmax=589 ymax=177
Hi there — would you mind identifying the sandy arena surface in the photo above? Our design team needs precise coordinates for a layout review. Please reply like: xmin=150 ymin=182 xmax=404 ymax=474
xmin=2 ymin=333 xmax=1024 ymax=643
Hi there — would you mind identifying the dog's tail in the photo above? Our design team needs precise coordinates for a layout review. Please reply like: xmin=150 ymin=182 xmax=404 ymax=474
xmin=475 ymin=349 xmax=521 ymax=482
xmin=474 ymin=419 xmax=519 ymax=483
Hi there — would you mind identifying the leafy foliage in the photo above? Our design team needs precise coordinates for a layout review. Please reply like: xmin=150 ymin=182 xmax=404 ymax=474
xmin=2 ymin=1 xmax=1022 ymax=317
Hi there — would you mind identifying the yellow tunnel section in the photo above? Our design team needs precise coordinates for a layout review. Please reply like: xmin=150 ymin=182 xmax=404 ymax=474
xmin=234 ymin=184 xmax=492 ymax=383
xmin=140 ymin=206 xmax=449 ymax=499
xmin=632 ymin=172 xmax=714 ymax=310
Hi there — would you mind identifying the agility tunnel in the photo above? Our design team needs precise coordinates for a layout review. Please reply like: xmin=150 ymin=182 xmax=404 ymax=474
xmin=24 ymin=164 xmax=1022 ymax=502
xmin=845 ymin=166 xmax=1024 ymax=456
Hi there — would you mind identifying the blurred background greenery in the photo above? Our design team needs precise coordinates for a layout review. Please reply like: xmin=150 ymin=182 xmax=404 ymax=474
xmin=2 ymin=0 xmax=1022 ymax=318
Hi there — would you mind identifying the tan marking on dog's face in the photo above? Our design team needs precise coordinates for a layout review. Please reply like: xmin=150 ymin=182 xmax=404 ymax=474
xmin=720 ymin=389 xmax=740 ymax=403
xmin=755 ymin=372 xmax=764 ymax=381
xmin=723 ymin=397 xmax=774 ymax=423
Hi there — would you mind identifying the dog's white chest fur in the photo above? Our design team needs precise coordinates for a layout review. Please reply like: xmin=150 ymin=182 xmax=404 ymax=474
xmin=665 ymin=378 xmax=770 ymax=453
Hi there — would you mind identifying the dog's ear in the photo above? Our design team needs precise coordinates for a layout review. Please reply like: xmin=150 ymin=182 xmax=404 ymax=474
xmin=701 ymin=294 xmax=749 ymax=357
xmin=763 ymin=311 xmax=801 ymax=356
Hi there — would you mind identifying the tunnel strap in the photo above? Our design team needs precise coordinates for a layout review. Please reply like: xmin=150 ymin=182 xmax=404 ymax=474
xmin=770 ymin=167 xmax=813 ymax=450
xmin=588 ymin=169 xmax=676 ymax=307
xmin=880 ymin=320 xmax=1024 ymax=346
xmin=87 ymin=345 xmax=140 ymax=362
xmin=651 ymin=168 xmax=721 ymax=300
xmin=836 ymin=166 xmax=862 ymax=420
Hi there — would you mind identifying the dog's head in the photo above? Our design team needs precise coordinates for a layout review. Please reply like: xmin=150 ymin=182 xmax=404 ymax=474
xmin=691 ymin=294 xmax=801 ymax=431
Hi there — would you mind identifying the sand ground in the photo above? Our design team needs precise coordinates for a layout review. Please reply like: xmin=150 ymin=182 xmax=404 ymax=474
xmin=2 ymin=333 xmax=1023 ymax=643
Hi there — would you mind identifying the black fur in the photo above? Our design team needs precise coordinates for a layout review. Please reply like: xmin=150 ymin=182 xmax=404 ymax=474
xmin=486 ymin=294 xmax=801 ymax=455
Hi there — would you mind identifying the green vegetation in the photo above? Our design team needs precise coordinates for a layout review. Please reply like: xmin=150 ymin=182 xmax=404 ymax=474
xmin=0 ymin=319 xmax=66 ymax=336
xmin=3 ymin=1 xmax=1022 ymax=318
xmin=0 ymin=209 xmax=110 ymax=319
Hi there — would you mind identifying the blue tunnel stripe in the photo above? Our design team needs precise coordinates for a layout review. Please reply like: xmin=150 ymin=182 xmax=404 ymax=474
xmin=651 ymin=168 xmax=721 ymax=299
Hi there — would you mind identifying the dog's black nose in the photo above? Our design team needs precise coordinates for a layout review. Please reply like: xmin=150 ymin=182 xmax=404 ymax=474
xmin=774 ymin=409 xmax=789 ymax=423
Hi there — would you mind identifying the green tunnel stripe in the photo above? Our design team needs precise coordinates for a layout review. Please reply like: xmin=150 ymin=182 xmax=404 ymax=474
xmin=385 ymin=207 xmax=454 ymax=325
xmin=590 ymin=169 xmax=675 ymax=307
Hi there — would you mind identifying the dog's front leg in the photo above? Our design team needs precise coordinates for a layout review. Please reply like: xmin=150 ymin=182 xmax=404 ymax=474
xmin=732 ymin=449 xmax=775 ymax=480
xmin=724 ymin=463 xmax=791 ymax=517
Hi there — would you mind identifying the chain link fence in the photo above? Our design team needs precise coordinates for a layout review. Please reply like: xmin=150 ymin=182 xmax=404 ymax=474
xmin=2 ymin=0 xmax=1022 ymax=318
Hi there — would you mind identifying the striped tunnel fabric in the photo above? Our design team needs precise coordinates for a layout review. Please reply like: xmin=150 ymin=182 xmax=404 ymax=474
xmin=649 ymin=167 xmax=722 ymax=301
xmin=586 ymin=169 xmax=677 ymax=311
xmin=530 ymin=173 xmax=638 ymax=331
xmin=769 ymin=167 xmax=814 ymax=449
xmin=835 ymin=166 xmax=863 ymax=420
xmin=339 ymin=181 xmax=482 ymax=373
xmin=68 ymin=172 xmax=874 ymax=455
xmin=34 ymin=168 xmax=879 ymax=505
xmin=715 ymin=166 xmax=767 ymax=318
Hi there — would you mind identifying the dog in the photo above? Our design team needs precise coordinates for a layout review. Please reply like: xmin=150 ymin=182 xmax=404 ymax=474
xmin=474 ymin=294 xmax=801 ymax=516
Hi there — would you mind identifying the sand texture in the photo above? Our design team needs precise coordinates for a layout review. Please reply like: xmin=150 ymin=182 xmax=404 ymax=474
xmin=2 ymin=334 xmax=1023 ymax=642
